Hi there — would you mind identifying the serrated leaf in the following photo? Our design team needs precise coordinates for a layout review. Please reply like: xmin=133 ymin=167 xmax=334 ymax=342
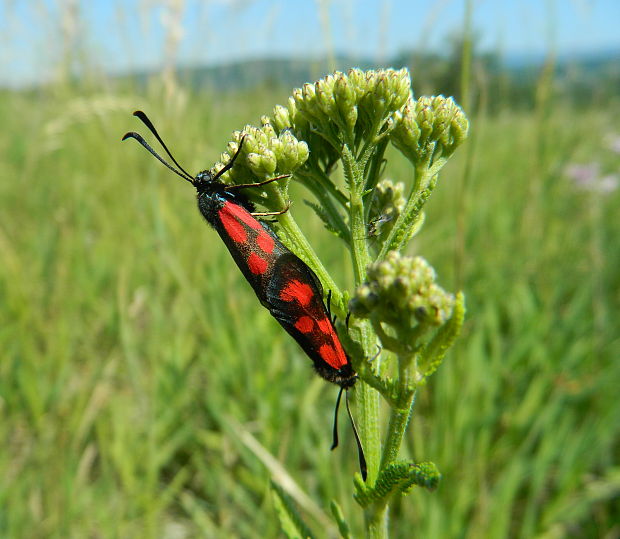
xmin=354 ymin=461 xmax=441 ymax=507
xmin=419 ymin=291 xmax=465 ymax=379
xmin=303 ymin=200 xmax=344 ymax=239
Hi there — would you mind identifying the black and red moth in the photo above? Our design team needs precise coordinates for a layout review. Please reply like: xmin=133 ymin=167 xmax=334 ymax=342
xmin=123 ymin=111 xmax=366 ymax=479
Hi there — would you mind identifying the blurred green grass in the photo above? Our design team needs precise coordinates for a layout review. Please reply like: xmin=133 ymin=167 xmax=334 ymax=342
xmin=1 ymin=84 xmax=619 ymax=538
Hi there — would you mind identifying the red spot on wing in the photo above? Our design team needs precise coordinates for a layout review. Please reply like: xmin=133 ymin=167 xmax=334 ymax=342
xmin=224 ymin=200 xmax=263 ymax=231
xmin=317 ymin=317 xmax=332 ymax=334
xmin=294 ymin=316 xmax=314 ymax=333
xmin=257 ymin=230 xmax=275 ymax=253
xmin=319 ymin=344 xmax=348 ymax=369
xmin=279 ymin=280 xmax=314 ymax=307
xmin=329 ymin=339 xmax=348 ymax=369
xmin=315 ymin=318 xmax=349 ymax=369
xmin=219 ymin=209 xmax=247 ymax=243
xmin=248 ymin=252 xmax=268 ymax=275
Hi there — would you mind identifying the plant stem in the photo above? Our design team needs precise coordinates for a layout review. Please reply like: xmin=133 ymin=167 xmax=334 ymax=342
xmin=343 ymin=144 xmax=389 ymax=538
xmin=380 ymin=394 xmax=416 ymax=470
xmin=366 ymin=501 xmax=389 ymax=539
xmin=377 ymin=159 xmax=434 ymax=261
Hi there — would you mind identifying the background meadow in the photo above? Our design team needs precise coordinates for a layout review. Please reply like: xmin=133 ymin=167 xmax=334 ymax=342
xmin=1 ymin=1 xmax=619 ymax=537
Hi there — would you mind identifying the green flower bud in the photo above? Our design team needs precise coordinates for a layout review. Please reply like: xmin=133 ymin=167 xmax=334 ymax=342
xmin=260 ymin=148 xmax=277 ymax=174
xmin=315 ymin=76 xmax=338 ymax=118
xmin=365 ymin=70 xmax=378 ymax=93
xmin=432 ymin=103 xmax=452 ymax=145
xmin=261 ymin=120 xmax=277 ymax=140
xmin=269 ymin=136 xmax=283 ymax=158
xmin=277 ymin=131 xmax=309 ymax=171
xmin=374 ymin=73 xmax=390 ymax=106
xmin=415 ymin=96 xmax=432 ymax=112
xmin=417 ymin=105 xmax=434 ymax=144
xmin=226 ymin=140 xmax=241 ymax=159
xmin=210 ymin=160 xmax=226 ymax=178
xmin=450 ymin=109 xmax=469 ymax=146
xmin=345 ymin=106 xmax=358 ymax=131
xmin=272 ymin=104 xmax=292 ymax=133
xmin=296 ymin=139 xmax=309 ymax=164
xmin=392 ymin=68 xmax=412 ymax=109
xmin=334 ymin=72 xmax=357 ymax=130
xmin=302 ymin=82 xmax=316 ymax=102
xmin=317 ymin=73 xmax=336 ymax=96
xmin=286 ymin=95 xmax=309 ymax=131
xmin=390 ymin=94 xmax=468 ymax=165
xmin=334 ymin=72 xmax=354 ymax=107
xmin=245 ymin=152 xmax=263 ymax=174
xmin=347 ymin=68 xmax=367 ymax=100
xmin=239 ymin=131 xmax=258 ymax=153
xmin=390 ymin=101 xmax=421 ymax=161
xmin=431 ymin=95 xmax=445 ymax=109
xmin=349 ymin=252 xmax=454 ymax=330
xmin=244 ymin=148 xmax=276 ymax=176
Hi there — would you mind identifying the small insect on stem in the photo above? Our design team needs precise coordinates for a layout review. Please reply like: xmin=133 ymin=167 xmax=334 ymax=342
xmin=251 ymin=201 xmax=291 ymax=217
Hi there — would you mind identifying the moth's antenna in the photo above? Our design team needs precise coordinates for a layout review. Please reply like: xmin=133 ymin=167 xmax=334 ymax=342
xmin=331 ymin=386 xmax=344 ymax=451
xmin=331 ymin=386 xmax=367 ymax=481
xmin=213 ymin=136 xmax=246 ymax=181
xmin=132 ymin=111 xmax=194 ymax=180
xmin=346 ymin=389 xmax=367 ymax=481
xmin=122 ymin=131 xmax=193 ymax=185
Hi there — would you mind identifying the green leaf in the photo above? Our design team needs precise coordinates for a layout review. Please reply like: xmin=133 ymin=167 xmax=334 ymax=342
xmin=329 ymin=500 xmax=352 ymax=539
xmin=354 ymin=461 xmax=441 ymax=507
xmin=271 ymin=481 xmax=315 ymax=539
xmin=419 ymin=291 xmax=466 ymax=380
xmin=303 ymin=200 xmax=344 ymax=239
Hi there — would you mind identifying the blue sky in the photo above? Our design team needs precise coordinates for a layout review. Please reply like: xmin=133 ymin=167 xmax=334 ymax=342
xmin=1 ymin=0 xmax=619 ymax=87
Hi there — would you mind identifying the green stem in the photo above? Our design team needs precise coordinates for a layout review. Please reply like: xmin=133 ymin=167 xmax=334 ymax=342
xmin=365 ymin=347 xmax=417 ymax=538
xmin=380 ymin=389 xmax=416 ymax=470
xmin=365 ymin=502 xmax=389 ymax=539
xmin=343 ymin=144 xmax=387 ymax=538
xmin=377 ymin=158 xmax=441 ymax=261
xmin=364 ymin=136 xmax=390 ymax=220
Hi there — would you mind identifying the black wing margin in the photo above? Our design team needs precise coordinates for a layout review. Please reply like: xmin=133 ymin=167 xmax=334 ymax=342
xmin=263 ymin=252 xmax=328 ymax=359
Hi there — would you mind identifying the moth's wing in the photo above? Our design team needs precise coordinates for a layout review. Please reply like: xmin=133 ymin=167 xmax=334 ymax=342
xmin=264 ymin=252 xmax=348 ymax=371
xmin=213 ymin=199 xmax=287 ymax=296
xmin=264 ymin=252 xmax=325 ymax=322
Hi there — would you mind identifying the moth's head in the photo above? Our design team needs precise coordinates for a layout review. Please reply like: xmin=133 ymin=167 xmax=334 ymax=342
xmin=193 ymin=170 xmax=223 ymax=193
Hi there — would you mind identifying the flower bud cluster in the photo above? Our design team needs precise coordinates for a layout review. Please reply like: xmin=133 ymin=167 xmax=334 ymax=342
xmin=390 ymin=95 xmax=469 ymax=163
xmin=350 ymin=251 xmax=454 ymax=328
xmin=210 ymin=122 xmax=309 ymax=183
xmin=271 ymin=68 xmax=412 ymax=149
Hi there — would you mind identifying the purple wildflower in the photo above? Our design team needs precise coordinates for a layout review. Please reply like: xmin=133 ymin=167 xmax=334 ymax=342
xmin=564 ymin=163 xmax=600 ymax=188
xmin=564 ymin=163 xmax=618 ymax=193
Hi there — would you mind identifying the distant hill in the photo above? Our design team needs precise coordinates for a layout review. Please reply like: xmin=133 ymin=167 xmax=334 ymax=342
xmin=123 ymin=48 xmax=620 ymax=108
xmin=135 ymin=56 xmax=385 ymax=91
